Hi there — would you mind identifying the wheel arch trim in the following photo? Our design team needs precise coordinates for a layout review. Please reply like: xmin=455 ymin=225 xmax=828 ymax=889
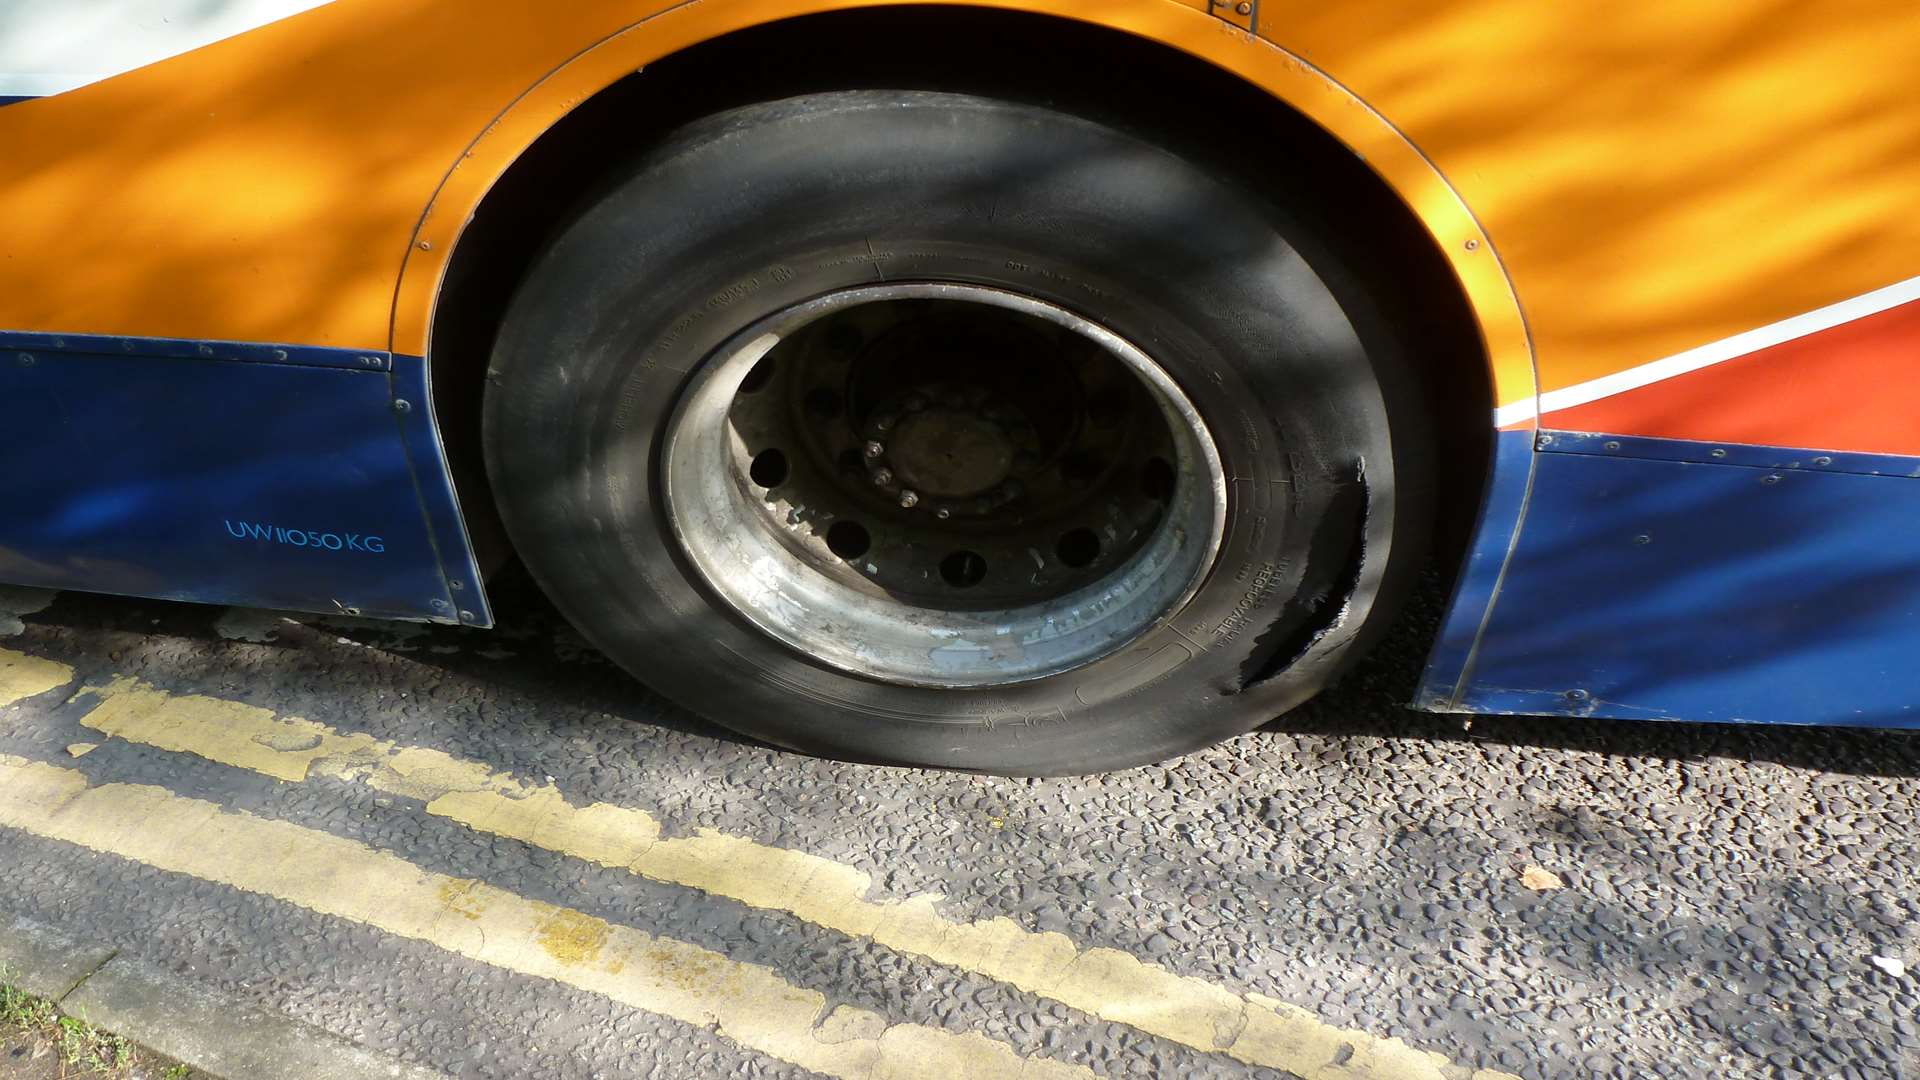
xmin=389 ymin=0 xmax=1535 ymax=419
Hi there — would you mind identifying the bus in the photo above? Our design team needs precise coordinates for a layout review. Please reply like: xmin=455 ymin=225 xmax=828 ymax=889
xmin=3 ymin=0 xmax=1916 ymax=773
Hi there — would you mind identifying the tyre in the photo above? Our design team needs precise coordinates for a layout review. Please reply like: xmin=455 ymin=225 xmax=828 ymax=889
xmin=484 ymin=90 xmax=1429 ymax=775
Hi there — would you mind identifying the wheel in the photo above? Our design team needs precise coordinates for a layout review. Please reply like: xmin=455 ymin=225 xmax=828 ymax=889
xmin=484 ymin=90 xmax=1429 ymax=775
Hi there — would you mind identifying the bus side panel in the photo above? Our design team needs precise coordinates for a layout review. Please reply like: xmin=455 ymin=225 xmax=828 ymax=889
xmin=0 ymin=342 xmax=478 ymax=624
xmin=1431 ymin=445 xmax=1920 ymax=728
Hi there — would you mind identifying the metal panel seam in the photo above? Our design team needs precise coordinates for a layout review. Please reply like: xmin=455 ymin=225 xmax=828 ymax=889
xmin=1442 ymin=432 xmax=1539 ymax=711
xmin=382 ymin=356 xmax=475 ymax=626
xmin=0 ymin=330 xmax=390 ymax=372
xmin=1538 ymin=430 xmax=1920 ymax=480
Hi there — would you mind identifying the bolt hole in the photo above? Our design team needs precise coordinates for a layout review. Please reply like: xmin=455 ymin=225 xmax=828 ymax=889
xmin=737 ymin=354 xmax=777 ymax=395
xmin=805 ymin=387 xmax=841 ymax=419
xmin=749 ymin=448 xmax=789 ymax=488
xmin=826 ymin=521 xmax=871 ymax=559
xmin=939 ymin=550 xmax=987 ymax=588
xmin=1140 ymin=457 xmax=1175 ymax=501
xmin=1056 ymin=528 xmax=1101 ymax=569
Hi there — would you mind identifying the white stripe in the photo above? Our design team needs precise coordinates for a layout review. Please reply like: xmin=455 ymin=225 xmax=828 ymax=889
xmin=0 ymin=0 xmax=334 ymax=98
xmin=1495 ymin=273 xmax=1920 ymax=428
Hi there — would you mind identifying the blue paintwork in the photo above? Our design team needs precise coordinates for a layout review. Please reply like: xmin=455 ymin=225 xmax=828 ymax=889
xmin=1415 ymin=426 xmax=1536 ymax=710
xmin=1432 ymin=438 xmax=1920 ymax=728
xmin=0 ymin=333 xmax=489 ymax=625
xmin=0 ymin=97 xmax=32 ymax=108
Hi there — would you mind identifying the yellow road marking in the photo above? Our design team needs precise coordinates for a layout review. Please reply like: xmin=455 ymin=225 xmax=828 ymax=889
xmin=0 ymin=754 xmax=1089 ymax=1080
xmin=74 ymin=673 xmax=1519 ymax=1080
xmin=0 ymin=646 xmax=72 ymax=708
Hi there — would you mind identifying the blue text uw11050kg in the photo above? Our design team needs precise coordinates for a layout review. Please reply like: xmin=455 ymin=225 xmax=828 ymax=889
xmin=223 ymin=520 xmax=386 ymax=553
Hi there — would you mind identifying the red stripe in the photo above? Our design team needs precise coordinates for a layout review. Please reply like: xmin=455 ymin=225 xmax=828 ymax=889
xmin=1541 ymin=298 xmax=1920 ymax=456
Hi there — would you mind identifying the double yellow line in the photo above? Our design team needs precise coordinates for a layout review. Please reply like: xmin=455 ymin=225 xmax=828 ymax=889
xmin=0 ymin=645 xmax=1521 ymax=1080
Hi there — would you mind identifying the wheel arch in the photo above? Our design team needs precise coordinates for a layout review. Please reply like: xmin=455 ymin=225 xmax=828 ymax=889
xmin=415 ymin=3 xmax=1517 ymax=582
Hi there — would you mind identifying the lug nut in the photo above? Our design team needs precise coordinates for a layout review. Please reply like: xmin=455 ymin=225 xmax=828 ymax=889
xmin=872 ymin=467 xmax=894 ymax=487
xmin=864 ymin=440 xmax=885 ymax=458
xmin=898 ymin=490 xmax=919 ymax=508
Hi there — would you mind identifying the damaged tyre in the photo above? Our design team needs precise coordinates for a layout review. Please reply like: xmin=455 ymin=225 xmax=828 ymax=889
xmin=484 ymin=91 xmax=1429 ymax=774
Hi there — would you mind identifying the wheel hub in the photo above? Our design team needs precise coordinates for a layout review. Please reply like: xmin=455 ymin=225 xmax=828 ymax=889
xmin=882 ymin=407 xmax=1015 ymax=499
xmin=660 ymin=283 xmax=1226 ymax=687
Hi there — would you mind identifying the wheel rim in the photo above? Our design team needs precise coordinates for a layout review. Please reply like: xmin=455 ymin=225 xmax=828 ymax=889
xmin=661 ymin=282 xmax=1227 ymax=688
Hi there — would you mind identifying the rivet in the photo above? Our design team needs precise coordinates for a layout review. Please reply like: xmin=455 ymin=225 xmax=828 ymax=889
xmin=16 ymin=353 xmax=33 ymax=367
xmin=417 ymin=240 xmax=432 ymax=251
xmin=1235 ymin=1 xmax=1252 ymax=13
xmin=1464 ymin=239 xmax=1479 ymax=251
xmin=429 ymin=599 xmax=450 ymax=610
xmin=935 ymin=508 xmax=952 ymax=520
xmin=1565 ymin=689 xmax=1589 ymax=702
xmin=1536 ymin=434 xmax=1554 ymax=447
xmin=1812 ymin=455 xmax=1833 ymax=466
xmin=1710 ymin=448 xmax=1728 ymax=458
xmin=449 ymin=579 xmax=464 ymax=591
xmin=1762 ymin=474 xmax=1782 ymax=485
xmin=458 ymin=610 xmax=476 ymax=622
xmin=1633 ymin=534 xmax=1651 ymax=546
xmin=1604 ymin=440 xmax=1621 ymax=451
xmin=394 ymin=398 xmax=413 ymax=413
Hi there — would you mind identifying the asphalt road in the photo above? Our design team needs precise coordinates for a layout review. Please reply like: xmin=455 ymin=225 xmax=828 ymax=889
xmin=0 ymin=570 xmax=1916 ymax=1080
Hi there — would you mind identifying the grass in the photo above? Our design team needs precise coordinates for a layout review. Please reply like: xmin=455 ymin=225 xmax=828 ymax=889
xmin=0 ymin=967 xmax=189 ymax=1078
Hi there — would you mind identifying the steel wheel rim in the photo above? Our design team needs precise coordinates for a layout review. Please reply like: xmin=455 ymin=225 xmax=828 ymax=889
xmin=661 ymin=282 xmax=1227 ymax=688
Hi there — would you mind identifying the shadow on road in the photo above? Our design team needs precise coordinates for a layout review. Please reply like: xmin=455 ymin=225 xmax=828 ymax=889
xmin=18 ymin=559 xmax=1920 ymax=781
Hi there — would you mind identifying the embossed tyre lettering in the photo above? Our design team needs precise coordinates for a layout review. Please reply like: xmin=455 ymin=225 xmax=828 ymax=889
xmin=484 ymin=91 xmax=1430 ymax=774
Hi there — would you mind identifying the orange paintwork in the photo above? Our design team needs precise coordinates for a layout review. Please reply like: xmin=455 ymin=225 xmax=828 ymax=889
xmin=0 ymin=0 xmax=1916 ymax=422
xmin=0 ymin=0 xmax=1523 ymax=405
xmin=1270 ymin=1 xmax=1920 ymax=394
